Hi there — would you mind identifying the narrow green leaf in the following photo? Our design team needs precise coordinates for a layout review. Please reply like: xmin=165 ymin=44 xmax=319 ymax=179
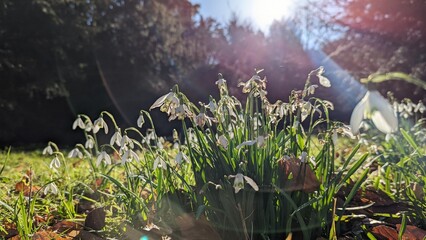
xmin=398 ymin=212 xmax=406 ymax=240
xmin=361 ymin=224 xmax=378 ymax=240
xmin=0 ymin=199 xmax=13 ymax=212
xmin=195 ymin=205 xmax=206 ymax=220
xmin=338 ymin=152 xmax=369 ymax=188
xmin=400 ymin=128 xmax=421 ymax=154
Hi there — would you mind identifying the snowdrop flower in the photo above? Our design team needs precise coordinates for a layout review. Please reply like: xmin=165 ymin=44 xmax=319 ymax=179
xmin=68 ymin=148 xmax=83 ymax=159
xmin=300 ymin=152 xmax=308 ymax=163
xmin=129 ymin=150 xmax=140 ymax=162
xmin=293 ymin=121 xmax=300 ymax=130
xmin=93 ymin=116 xmax=109 ymax=134
xmin=237 ymin=136 xmax=267 ymax=149
xmin=96 ymin=151 xmax=111 ymax=166
xmin=396 ymin=100 xmax=416 ymax=119
xmin=215 ymin=74 xmax=229 ymax=95
xmin=137 ymin=114 xmax=145 ymax=128
xmin=335 ymin=124 xmax=355 ymax=139
xmin=256 ymin=135 xmax=267 ymax=147
xmin=277 ymin=102 xmax=289 ymax=118
xmin=194 ymin=112 xmax=212 ymax=128
xmin=301 ymin=102 xmax=312 ymax=122
xmin=120 ymin=134 xmax=134 ymax=149
xmin=153 ymin=156 xmax=167 ymax=170
xmin=85 ymin=137 xmax=94 ymax=149
xmin=414 ymin=101 xmax=425 ymax=113
xmin=323 ymin=100 xmax=334 ymax=111
xmin=42 ymin=145 xmax=53 ymax=155
xmin=332 ymin=130 xmax=338 ymax=145
xmin=146 ymin=129 xmax=156 ymax=142
xmin=350 ymin=90 xmax=398 ymax=135
xmin=44 ymin=182 xmax=58 ymax=195
xmin=359 ymin=137 xmax=369 ymax=146
xmin=238 ymin=74 xmax=267 ymax=94
xmin=185 ymin=128 xmax=198 ymax=146
xmin=217 ymin=135 xmax=228 ymax=149
xmin=120 ymin=148 xmax=139 ymax=165
xmin=305 ymin=84 xmax=318 ymax=95
xmin=50 ymin=155 xmax=61 ymax=169
xmin=172 ymin=129 xmax=179 ymax=142
xmin=215 ymin=74 xmax=227 ymax=86
xmin=84 ymin=119 xmax=93 ymax=132
xmin=175 ymin=151 xmax=189 ymax=165
xmin=169 ymin=104 xmax=191 ymax=121
xmin=157 ymin=137 xmax=165 ymax=149
xmin=149 ymin=91 xmax=180 ymax=117
xmin=316 ymin=67 xmax=331 ymax=87
xmin=236 ymin=140 xmax=256 ymax=149
xmin=206 ymin=97 xmax=217 ymax=112
xmin=110 ymin=130 xmax=122 ymax=147
xmin=228 ymin=173 xmax=259 ymax=193
xmin=72 ymin=116 xmax=85 ymax=130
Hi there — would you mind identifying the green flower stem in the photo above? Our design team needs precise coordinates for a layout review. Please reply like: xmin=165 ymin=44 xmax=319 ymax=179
xmin=361 ymin=72 xmax=426 ymax=90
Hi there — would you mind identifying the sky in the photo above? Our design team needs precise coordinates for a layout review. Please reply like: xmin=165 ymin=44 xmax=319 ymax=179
xmin=190 ymin=0 xmax=298 ymax=34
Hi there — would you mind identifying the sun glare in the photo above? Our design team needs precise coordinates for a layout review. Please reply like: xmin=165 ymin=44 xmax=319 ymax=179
xmin=249 ymin=0 xmax=295 ymax=32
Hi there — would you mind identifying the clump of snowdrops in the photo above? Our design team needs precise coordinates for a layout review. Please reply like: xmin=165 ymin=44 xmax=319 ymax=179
xmin=148 ymin=68 xmax=369 ymax=239
xmin=38 ymin=68 xmax=372 ymax=239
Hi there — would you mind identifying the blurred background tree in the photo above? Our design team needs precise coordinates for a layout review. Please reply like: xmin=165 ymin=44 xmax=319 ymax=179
xmin=0 ymin=0 xmax=223 ymax=145
xmin=298 ymin=0 xmax=426 ymax=102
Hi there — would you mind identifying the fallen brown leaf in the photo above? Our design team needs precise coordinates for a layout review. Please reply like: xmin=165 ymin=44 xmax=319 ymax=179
xmin=175 ymin=213 xmax=222 ymax=240
xmin=411 ymin=183 xmax=425 ymax=200
xmin=371 ymin=225 xmax=398 ymax=240
xmin=278 ymin=158 xmax=320 ymax=193
xmin=359 ymin=187 xmax=394 ymax=206
xmin=67 ymin=230 xmax=80 ymax=238
xmin=396 ymin=224 xmax=426 ymax=240
xmin=32 ymin=230 xmax=71 ymax=240
xmin=52 ymin=220 xmax=81 ymax=233
xmin=120 ymin=222 xmax=163 ymax=240
xmin=84 ymin=207 xmax=106 ymax=230
xmin=0 ymin=221 xmax=18 ymax=239
xmin=15 ymin=180 xmax=41 ymax=197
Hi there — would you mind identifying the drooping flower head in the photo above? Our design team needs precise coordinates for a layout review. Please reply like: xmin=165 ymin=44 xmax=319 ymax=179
xmin=350 ymin=90 xmax=398 ymax=135
xmin=228 ymin=173 xmax=259 ymax=194
xmin=150 ymin=86 xmax=180 ymax=114
xmin=72 ymin=116 xmax=86 ymax=130
xmin=96 ymin=151 xmax=112 ymax=166
xmin=93 ymin=116 xmax=109 ymax=134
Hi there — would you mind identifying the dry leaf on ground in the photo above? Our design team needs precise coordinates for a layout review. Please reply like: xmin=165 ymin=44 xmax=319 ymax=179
xmin=84 ymin=207 xmax=106 ymax=230
xmin=175 ymin=213 xmax=222 ymax=240
xmin=396 ymin=224 xmax=426 ymax=240
xmin=371 ymin=225 xmax=398 ymax=240
xmin=278 ymin=158 xmax=320 ymax=193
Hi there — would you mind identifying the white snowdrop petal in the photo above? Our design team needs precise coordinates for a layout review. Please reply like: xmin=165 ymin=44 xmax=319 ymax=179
xmin=233 ymin=173 xmax=244 ymax=193
xmin=137 ymin=115 xmax=145 ymax=128
xmin=369 ymin=91 xmax=398 ymax=134
xmin=72 ymin=119 xmax=78 ymax=130
xmin=350 ymin=93 xmax=368 ymax=135
xmin=150 ymin=93 xmax=169 ymax=110
xmin=371 ymin=111 xmax=395 ymax=134
xmin=96 ymin=154 xmax=103 ymax=166
xmin=318 ymin=76 xmax=331 ymax=87
xmin=236 ymin=140 xmax=257 ymax=149
xmin=243 ymin=176 xmax=259 ymax=191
